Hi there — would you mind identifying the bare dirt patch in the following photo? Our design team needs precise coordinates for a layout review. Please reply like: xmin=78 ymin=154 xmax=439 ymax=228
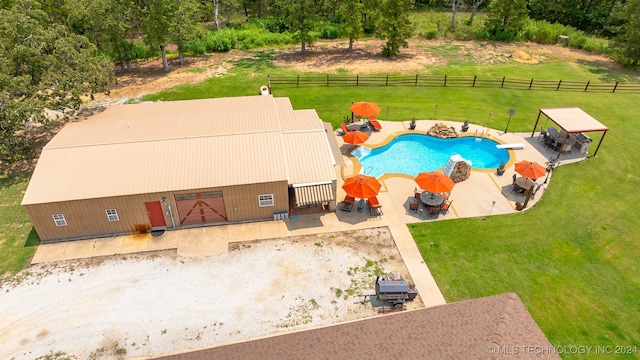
xmin=1 ymin=39 xmax=618 ymax=177
xmin=97 ymin=39 xmax=619 ymax=102
xmin=0 ymin=227 xmax=422 ymax=359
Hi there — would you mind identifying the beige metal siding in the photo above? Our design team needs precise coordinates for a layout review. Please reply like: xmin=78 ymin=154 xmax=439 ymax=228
xmin=218 ymin=182 xmax=289 ymax=222
xmin=25 ymin=181 xmax=289 ymax=242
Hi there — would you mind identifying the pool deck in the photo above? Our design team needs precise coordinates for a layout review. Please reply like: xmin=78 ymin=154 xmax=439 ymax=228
xmin=31 ymin=119 xmax=588 ymax=309
xmin=337 ymin=119 xmax=586 ymax=223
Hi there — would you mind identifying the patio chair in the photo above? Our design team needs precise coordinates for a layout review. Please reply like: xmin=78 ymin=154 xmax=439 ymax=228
xmin=339 ymin=123 xmax=354 ymax=135
xmin=339 ymin=195 xmax=355 ymax=212
xmin=368 ymin=119 xmax=382 ymax=131
xmin=429 ymin=206 xmax=440 ymax=219
xmin=440 ymin=200 xmax=453 ymax=215
xmin=368 ymin=196 xmax=382 ymax=217
xmin=409 ymin=201 xmax=419 ymax=213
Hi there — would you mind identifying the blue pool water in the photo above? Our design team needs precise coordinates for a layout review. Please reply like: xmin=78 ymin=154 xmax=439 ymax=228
xmin=353 ymin=134 xmax=510 ymax=178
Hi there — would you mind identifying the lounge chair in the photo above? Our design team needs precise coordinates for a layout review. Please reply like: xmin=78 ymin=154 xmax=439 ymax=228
xmin=368 ymin=196 xmax=382 ymax=217
xmin=339 ymin=123 xmax=354 ymax=135
xmin=368 ymin=119 xmax=382 ymax=131
xmin=339 ymin=195 xmax=355 ymax=212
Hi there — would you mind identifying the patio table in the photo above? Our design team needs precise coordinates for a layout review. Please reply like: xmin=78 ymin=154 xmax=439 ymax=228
xmin=515 ymin=177 xmax=534 ymax=190
xmin=420 ymin=191 xmax=444 ymax=207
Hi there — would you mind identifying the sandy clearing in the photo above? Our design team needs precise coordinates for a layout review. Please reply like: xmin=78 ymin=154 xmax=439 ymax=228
xmin=0 ymin=227 xmax=421 ymax=359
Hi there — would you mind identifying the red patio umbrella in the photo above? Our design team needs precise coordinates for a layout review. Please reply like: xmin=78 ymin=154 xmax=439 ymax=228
xmin=342 ymin=175 xmax=382 ymax=199
xmin=415 ymin=172 xmax=455 ymax=194
xmin=514 ymin=160 xmax=546 ymax=180
xmin=350 ymin=101 xmax=381 ymax=118
xmin=342 ymin=130 xmax=369 ymax=145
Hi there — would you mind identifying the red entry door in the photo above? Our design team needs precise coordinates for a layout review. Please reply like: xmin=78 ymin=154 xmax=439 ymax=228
xmin=145 ymin=201 xmax=166 ymax=228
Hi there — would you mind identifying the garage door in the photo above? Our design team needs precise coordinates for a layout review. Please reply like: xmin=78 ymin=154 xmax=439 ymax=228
xmin=175 ymin=192 xmax=227 ymax=226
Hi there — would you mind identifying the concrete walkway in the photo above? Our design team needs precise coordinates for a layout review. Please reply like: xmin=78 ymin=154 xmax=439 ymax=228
xmin=31 ymin=119 xmax=587 ymax=309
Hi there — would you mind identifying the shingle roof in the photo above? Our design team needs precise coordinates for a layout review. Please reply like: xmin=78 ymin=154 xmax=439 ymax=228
xmin=22 ymin=96 xmax=336 ymax=205
xmin=153 ymin=293 xmax=560 ymax=360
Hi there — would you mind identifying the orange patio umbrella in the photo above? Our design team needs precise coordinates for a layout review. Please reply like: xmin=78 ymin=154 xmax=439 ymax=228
xmin=350 ymin=101 xmax=381 ymax=118
xmin=514 ymin=160 xmax=546 ymax=180
xmin=415 ymin=172 xmax=455 ymax=194
xmin=342 ymin=175 xmax=382 ymax=199
xmin=342 ymin=130 xmax=369 ymax=145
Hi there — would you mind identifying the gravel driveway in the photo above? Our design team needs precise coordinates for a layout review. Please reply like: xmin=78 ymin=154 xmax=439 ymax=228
xmin=0 ymin=227 xmax=421 ymax=359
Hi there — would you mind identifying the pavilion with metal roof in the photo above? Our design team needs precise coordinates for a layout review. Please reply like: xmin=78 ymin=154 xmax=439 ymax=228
xmin=531 ymin=107 xmax=609 ymax=158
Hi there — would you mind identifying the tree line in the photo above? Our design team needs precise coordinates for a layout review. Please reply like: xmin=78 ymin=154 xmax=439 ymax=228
xmin=1 ymin=0 xmax=640 ymax=163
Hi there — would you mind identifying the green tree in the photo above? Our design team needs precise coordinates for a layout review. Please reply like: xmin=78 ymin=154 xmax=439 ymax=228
xmin=171 ymin=0 xmax=204 ymax=65
xmin=484 ymin=0 xmax=528 ymax=39
xmin=610 ymin=0 xmax=640 ymax=65
xmin=0 ymin=0 xmax=114 ymax=163
xmin=377 ymin=0 xmax=413 ymax=57
xmin=338 ymin=0 xmax=365 ymax=51
xmin=139 ymin=0 xmax=179 ymax=71
xmin=65 ymin=0 xmax=138 ymax=71
xmin=276 ymin=0 xmax=318 ymax=53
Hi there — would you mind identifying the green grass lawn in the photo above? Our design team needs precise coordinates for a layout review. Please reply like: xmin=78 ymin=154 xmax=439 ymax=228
xmin=0 ymin=175 xmax=39 ymax=278
xmin=3 ymin=44 xmax=640 ymax=358
xmin=144 ymin=48 xmax=640 ymax=359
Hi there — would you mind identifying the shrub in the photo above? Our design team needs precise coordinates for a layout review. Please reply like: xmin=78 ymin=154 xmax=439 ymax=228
xmin=185 ymin=38 xmax=207 ymax=55
xmin=203 ymin=29 xmax=237 ymax=52
xmin=320 ymin=23 xmax=340 ymax=39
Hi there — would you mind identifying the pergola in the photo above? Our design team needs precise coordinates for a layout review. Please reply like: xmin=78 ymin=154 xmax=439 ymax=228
xmin=531 ymin=107 xmax=609 ymax=158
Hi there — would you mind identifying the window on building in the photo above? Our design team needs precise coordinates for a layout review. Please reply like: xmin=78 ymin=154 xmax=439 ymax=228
xmin=52 ymin=214 xmax=67 ymax=227
xmin=105 ymin=209 xmax=119 ymax=222
xmin=258 ymin=194 xmax=274 ymax=207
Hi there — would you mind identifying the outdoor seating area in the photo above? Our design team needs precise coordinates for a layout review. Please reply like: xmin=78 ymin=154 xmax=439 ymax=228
xmin=340 ymin=174 xmax=384 ymax=217
xmin=334 ymin=116 xmax=584 ymax=225
xmin=403 ymin=172 xmax=456 ymax=220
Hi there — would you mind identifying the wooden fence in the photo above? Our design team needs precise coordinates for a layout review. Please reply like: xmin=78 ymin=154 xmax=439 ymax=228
xmin=267 ymin=74 xmax=640 ymax=93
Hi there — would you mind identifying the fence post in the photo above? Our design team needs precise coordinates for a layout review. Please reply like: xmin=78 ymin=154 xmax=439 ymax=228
xmin=268 ymin=75 xmax=271 ymax=91
xmin=297 ymin=75 xmax=300 ymax=87
xmin=529 ymin=78 xmax=534 ymax=90
xmin=386 ymin=75 xmax=389 ymax=86
xmin=473 ymin=75 xmax=477 ymax=87
xmin=356 ymin=75 xmax=359 ymax=86
xmin=501 ymin=76 xmax=505 ymax=88
xmin=612 ymin=81 xmax=619 ymax=93
xmin=584 ymin=80 xmax=590 ymax=91
xmin=444 ymin=75 xmax=447 ymax=87
xmin=415 ymin=74 xmax=419 ymax=86
xmin=556 ymin=80 xmax=562 ymax=91
xmin=327 ymin=74 xmax=329 ymax=87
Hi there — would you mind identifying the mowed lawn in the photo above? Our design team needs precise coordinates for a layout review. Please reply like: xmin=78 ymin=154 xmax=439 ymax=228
xmin=146 ymin=48 xmax=640 ymax=359
xmin=2 ymin=44 xmax=639 ymax=359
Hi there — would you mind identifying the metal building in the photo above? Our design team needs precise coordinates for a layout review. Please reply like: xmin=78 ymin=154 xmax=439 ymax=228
xmin=22 ymin=96 xmax=337 ymax=242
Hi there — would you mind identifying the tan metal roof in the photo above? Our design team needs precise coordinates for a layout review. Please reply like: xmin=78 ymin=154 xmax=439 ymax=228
xmin=539 ymin=107 xmax=609 ymax=133
xmin=282 ymin=132 xmax=337 ymax=185
xmin=23 ymin=96 xmax=336 ymax=205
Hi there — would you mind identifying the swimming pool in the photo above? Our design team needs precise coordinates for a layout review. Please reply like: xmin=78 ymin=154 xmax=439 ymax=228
xmin=353 ymin=134 xmax=510 ymax=178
